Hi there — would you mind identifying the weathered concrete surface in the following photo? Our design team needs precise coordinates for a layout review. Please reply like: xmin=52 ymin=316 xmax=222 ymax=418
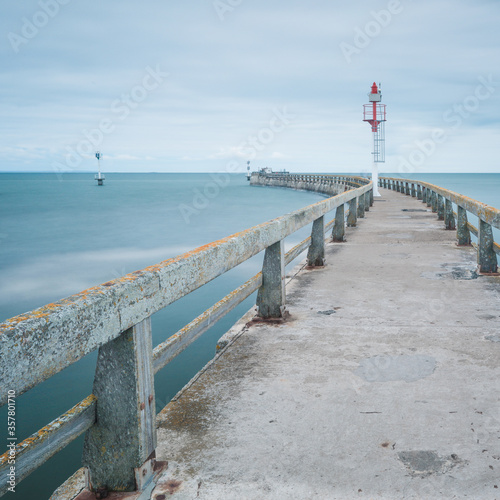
xmin=153 ymin=189 xmax=500 ymax=499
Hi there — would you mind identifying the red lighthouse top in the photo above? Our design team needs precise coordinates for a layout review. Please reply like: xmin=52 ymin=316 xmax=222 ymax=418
xmin=368 ymin=82 xmax=381 ymax=102
xmin=363 ymin=81 xmax=386 ymax=132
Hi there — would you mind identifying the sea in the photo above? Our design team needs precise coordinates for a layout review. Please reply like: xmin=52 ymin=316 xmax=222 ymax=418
xmin=0 ymin=172 xmax=499 ymax=499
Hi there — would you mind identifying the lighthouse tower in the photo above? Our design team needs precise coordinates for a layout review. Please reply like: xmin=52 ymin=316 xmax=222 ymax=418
xmin=363 ymin=82 xmax=386 ymax=197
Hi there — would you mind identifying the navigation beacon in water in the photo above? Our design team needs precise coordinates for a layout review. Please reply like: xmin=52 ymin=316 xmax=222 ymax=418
xmin=94 ymin=151 xmax=105 ymax=186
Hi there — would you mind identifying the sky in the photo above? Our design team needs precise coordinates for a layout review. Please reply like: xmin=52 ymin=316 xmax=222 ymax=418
xmin=1 ymin=0 xmax=499 ymax=174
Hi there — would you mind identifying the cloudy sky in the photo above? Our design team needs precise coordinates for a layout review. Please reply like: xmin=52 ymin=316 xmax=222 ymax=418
xmin=1 ymin=0 xmax=499 ymax=174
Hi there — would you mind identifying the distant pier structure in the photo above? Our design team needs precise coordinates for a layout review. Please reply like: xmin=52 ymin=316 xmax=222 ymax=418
xmin=94 ymin=151 xmax=105 ymax=186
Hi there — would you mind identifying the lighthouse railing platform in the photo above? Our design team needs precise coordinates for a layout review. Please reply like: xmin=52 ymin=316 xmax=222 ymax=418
xmin=0 ymin=175 xmax=372 ymax=495
xmin=380 ymin=177 xmax=499 ymax=273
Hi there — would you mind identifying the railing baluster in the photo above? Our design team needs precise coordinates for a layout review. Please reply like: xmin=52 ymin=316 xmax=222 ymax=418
xmin=417 ymin=184 xmax=423 ymax=200
xmin=478 ymin=220 xmax=498 ymax=273
xmin=431 ymin=191 xmax=438 ymax=212
xmin=307 ymin=216 xmax=325 ymax=266
xmin=444 ymin=199 xmax=456 ymax=230
xmin=437 ymin=195 xmax=445 ymax=220
xmin=82 ymin=317 xmax=156 ymax=492
xmin=347 ymin=198 xmax=357 ymax=227
xmin=256 ymin=240 xmax=286 ymax=318
xmin=456 ymin=206 xmax=471 ymax=246
xmin=357 ymin=194 xmax=365 ymax=218
xmin=332 ymin=204 xmax=345 ymax=242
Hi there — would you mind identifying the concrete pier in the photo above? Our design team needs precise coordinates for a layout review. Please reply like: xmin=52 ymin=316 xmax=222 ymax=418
xmin=151 ymin=189 xmax=500 ymax=499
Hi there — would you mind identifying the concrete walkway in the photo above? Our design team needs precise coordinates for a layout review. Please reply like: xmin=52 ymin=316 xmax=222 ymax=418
xmin=152 ymin=189 xmax=500 ymax=499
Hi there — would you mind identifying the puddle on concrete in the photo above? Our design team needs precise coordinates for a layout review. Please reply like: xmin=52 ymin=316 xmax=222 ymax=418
xmin=355 ymin=354 xmax=436 ymax=383
xmin=477 ymin=314 xmax=497 ymax=321
xmin=317 ymin=309 xmax=336 ymax=315
xmin=486 ymin=335 xmax=500 ymax=342
xmin=398 ymin=450 xmax=464 ymax=477
xmin=421 ymin=263 xmax=478 ymax=281
xmin=401 ymin=209 xmax=429 ymax=212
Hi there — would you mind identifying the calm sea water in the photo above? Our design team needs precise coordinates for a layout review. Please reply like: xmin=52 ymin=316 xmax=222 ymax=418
xmin=0 ymin=172 xmax=499 ymax=499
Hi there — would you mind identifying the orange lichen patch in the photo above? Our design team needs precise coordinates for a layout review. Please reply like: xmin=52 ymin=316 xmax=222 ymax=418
xmin=0 ymin=395 xmax=96 ymax=466
xmin=0 ymin=278 xmax=130 ymax=333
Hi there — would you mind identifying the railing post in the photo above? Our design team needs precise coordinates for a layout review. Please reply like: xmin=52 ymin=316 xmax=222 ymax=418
xmin=347 ymin=197 xmax=357 ymax=227
xmin=431 ymin=191 xmax=438 ymax=212
xmin=307 ymin=216 xmax=325 ymax=266
xmin=82 ymin=317 xmax=156 ymax=492
xmin=411 ymin=183 xmax=416 ymax=197
xmin=456 ymin=206 xmax=471 ymax=246
xmin=437 ymin=195 xmax=445 ymax=220
xmin=444 ymin=199 xmax=456 ymax=230
xmin=365 ymin=191 xmax=370 ymax=211
xmin=478 ymin=220 xmax=498 ymax=273
xmin=332 ymin=204 xmax=345 ymax=242
xmin=426 ymin=188 xmax=432 ymax=207
xmin=256 ymin=240 xmax=286 ymax=318
xmin=370 ymin=188 xmax=373 ymax=206
xmin=405 ymin=182 xmax=410 ymax=195
xmin=357 ymin=194 xmax=365 ymax=218
xmin=417 ymin=184 xmax=422 ymax=200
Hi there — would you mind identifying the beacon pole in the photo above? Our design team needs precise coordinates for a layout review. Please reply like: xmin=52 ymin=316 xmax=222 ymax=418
xmin=363 ymin=82 xmax=386 ymax=197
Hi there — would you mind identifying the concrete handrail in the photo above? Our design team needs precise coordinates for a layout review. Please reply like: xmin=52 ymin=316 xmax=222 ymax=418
xmin=379 ymin=177 xmax=499 ymax=273
xmin=380 ymin=177 xmax=500 ymax=229
xmin=0 ymin=175 xmax=372 ymax=495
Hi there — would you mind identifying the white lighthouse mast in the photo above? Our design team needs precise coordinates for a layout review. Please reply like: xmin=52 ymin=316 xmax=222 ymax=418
xmin=363 ymin=82 xmax=386 ymax=197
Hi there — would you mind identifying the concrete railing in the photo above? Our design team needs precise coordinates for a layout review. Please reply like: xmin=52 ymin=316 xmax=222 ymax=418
xmin=380 ymin=177 xmax=499 ymax=274
xmin=0 ymin=175 xmax=372 ymax=496
xmin=250 ymin=172 xmax=371 ymax=198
